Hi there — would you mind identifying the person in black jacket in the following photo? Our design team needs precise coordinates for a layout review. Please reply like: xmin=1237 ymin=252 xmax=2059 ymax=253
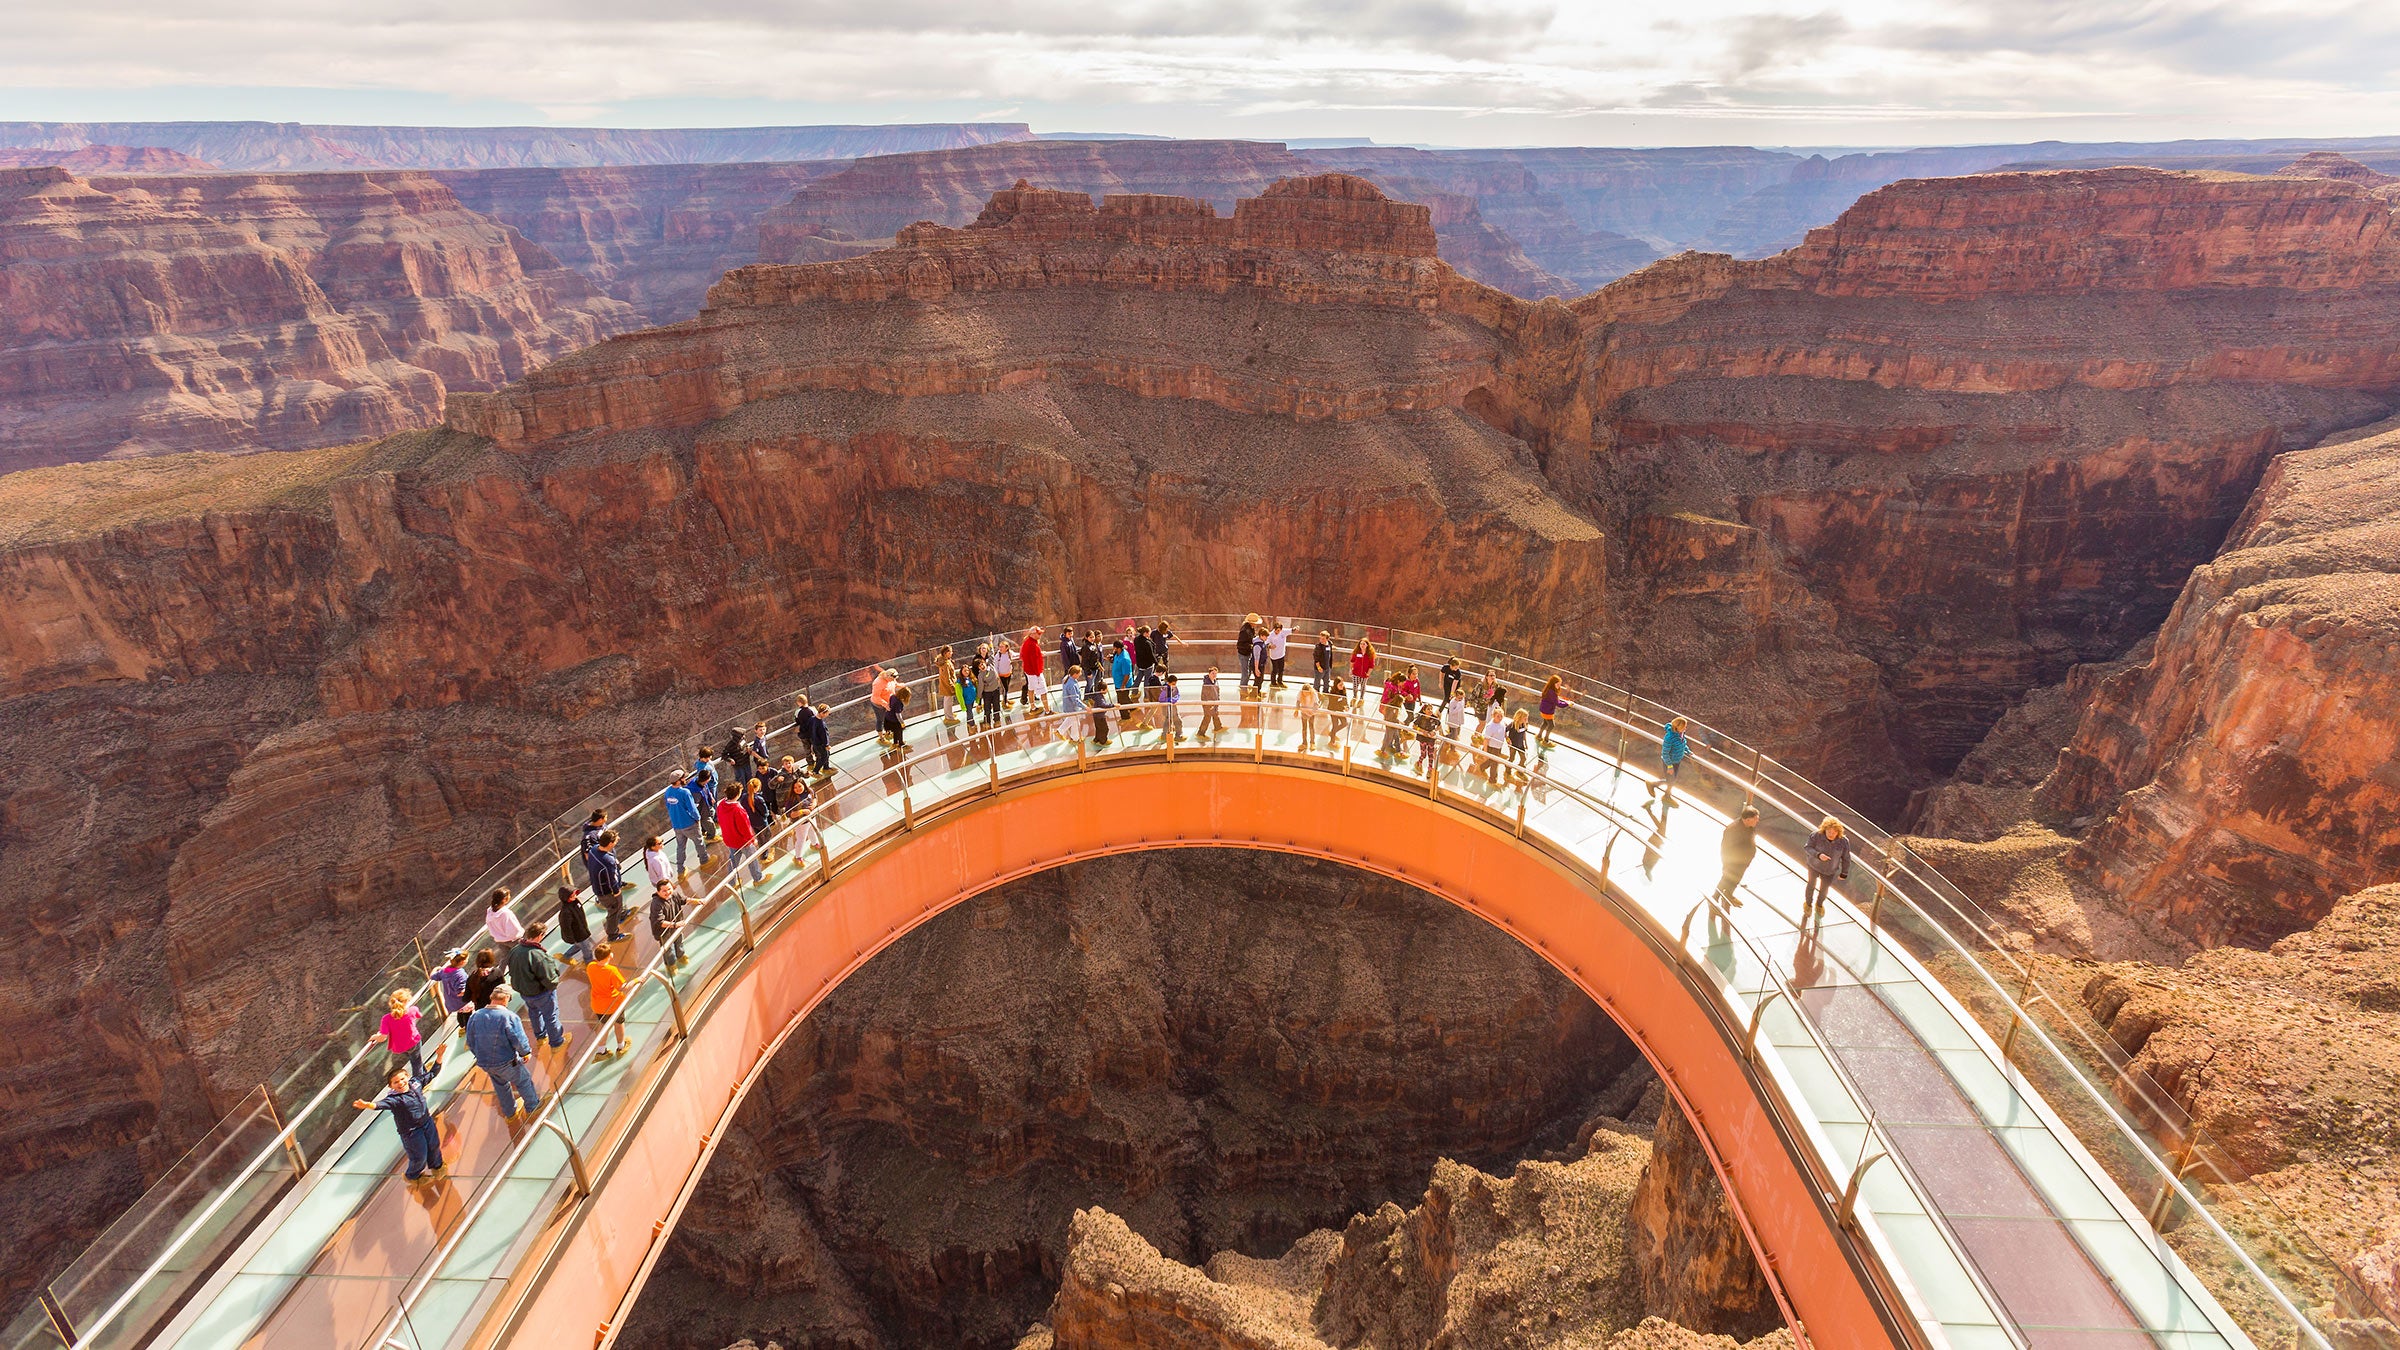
xmin=1716 ymin=807 xmax=1761 ymax=905
xmin=577 ymin=809 xmax=609 ymax=891
xmin=721 ymin=727 xmax=758 ymax=790
xmin=1236 ymin=614 xmax=1260 ymax=690
xmin=554 ymin=883 xmax=594 ymax=965
xmin=461 ymin=949 xmax=507 ymax=1027
xmin=1802 ymin=817 xmax=1851 ymax=918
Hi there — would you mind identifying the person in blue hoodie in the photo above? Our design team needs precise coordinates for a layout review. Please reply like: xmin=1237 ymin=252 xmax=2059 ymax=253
xmin=690 ymin=755 xmax=721 ymax=843
xmin=1645 ymin=716 xmax=1693 ymax=808
xmin=662 ymin=769 xmax=707 ymax=875
xmin=353 ymin=1058 xmax=446 ymax=1180
xmin=1110 ymin=640 xmax=1139 ymax=729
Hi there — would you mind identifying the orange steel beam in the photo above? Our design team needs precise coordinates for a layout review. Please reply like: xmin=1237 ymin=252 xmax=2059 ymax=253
xmin=506 ymin=762 xmax=1908 ymax=1350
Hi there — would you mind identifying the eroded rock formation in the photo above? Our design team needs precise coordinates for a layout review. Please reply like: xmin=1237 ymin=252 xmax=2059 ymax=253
xmin=1002 ymin=1117 xmax=1791 ymax=1350
xmin=621 ymin=851 xmax=1644 ymax=1348
xmin=0 ymin=166 xmax=637 ymax=470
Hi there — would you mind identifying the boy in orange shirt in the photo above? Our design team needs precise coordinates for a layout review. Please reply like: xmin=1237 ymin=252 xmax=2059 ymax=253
xmin=586 ymin=941 xmax=645 ymax=1059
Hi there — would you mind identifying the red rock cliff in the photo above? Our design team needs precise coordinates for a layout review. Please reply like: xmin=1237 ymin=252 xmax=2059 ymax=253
xmin=2039 ymin=418 xmax=2400 ymax=946
xmin=1575 ymin=168 xmax=2400 ymax=811
xmin=0 ymin=166 xmax=638 ymax=471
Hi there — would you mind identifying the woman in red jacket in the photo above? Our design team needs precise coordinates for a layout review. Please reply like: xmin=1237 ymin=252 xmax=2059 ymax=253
xmin=1019 ymin=627 xmax=1047 ymax=712
xmin=716 ymin=791 xmax=762 ymax=886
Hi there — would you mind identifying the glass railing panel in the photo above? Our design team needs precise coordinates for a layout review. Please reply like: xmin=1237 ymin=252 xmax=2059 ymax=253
xmin=31 ymin=1086 xmax=286 ymax=1350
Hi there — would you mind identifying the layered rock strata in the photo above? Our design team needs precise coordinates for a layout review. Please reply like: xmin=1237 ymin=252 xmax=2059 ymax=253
xmin=753 ymin=139 xmax=1598 ymax=299
xmin=626 ymin=851 xmax=1647 ymax=1348
xmin=0 ymin=166 xmax=637 ymax=469
xmin=756 ymin=141 xmax=1313 ymax=259
xmin=1578 ymin=168 xmax=2400 ymax=812
xmin=433 ymin=162 xmax=849 ymax=322
xmin=0 ymin=145 xmax=216 ymax=173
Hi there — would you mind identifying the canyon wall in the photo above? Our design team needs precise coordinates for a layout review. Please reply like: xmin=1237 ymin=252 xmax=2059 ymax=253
xmin=624 ymin=851 xmax=1645 ymax=1349
xmin=0 ymin=120 xmax=1031 ymax=171
xmin=433 ymin=162 xmax=848 ymax=322
xmin=753 ymin=139 xmax=1629 ymax=300
xmin=0 ymin=166 xmax=638 ymax=471
xmin=2038 ymin=418 xmax=2400 ymax=947
xmin=0 ymin=175 xmax=1607 ymax=1316
xmin=1575 ymin=168 xmax=2400 ymax=813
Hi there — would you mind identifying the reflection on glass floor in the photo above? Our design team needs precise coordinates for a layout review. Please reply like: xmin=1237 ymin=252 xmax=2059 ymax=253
xmin=140 ymin=690 xmax=2246 ymax=1350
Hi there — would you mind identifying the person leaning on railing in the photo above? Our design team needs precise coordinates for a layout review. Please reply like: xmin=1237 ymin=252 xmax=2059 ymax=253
xmin=353 ymin=1059 xmax=447 ymax=1181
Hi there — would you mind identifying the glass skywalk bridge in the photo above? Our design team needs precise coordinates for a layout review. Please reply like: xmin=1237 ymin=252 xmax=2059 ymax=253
xmin=6 ymin=620 xmax=2363 ymax=1350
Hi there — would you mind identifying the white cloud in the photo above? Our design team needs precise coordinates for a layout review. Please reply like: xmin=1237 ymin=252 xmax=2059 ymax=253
xmin=4 ymin=0 xmax=2400 ymax=146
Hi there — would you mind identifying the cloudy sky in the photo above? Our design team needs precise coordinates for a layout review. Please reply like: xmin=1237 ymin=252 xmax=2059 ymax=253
xmin=8 ymin=0 xmax=2400 ymax=148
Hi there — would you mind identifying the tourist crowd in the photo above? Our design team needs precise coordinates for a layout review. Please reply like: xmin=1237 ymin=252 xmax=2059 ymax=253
xmin=354 ymin=616 xmax=1857 ymax=1182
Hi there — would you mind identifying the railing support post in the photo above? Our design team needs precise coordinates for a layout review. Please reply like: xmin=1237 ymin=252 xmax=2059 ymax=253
xmin=989 ymin=754 xmax=1001 ymax=794
xmin=663 ymin=978 xmax=690 ymax=1039
xmin=1253 ymin=729 xmax=1263 ymax=764
xmin=735 ymin=893 xmax=755 ymax=953
xmin=1598 ymin=829 xmax=1618 ymax=891
xmin=256 ymin=1083 xmax=308 ymax=1175
xmin=1342 ymin=741 xmax=1353 ymax=776
xmin=901 ymin=789 xmax=914 ymax=830
xmin=1077 ymin=732 xmax=1088 ymax=771
xmin=538 ymin=1117 xmax=594 ymax=1196
xmin=37 ymin=1289 xmax=76 ymax=1345
xmin=1867 ymin=880 xmax=1885 ymax=933
xmin=1514 ymin=792 xmax=1528 ymax=838
xmin=1997 ymin=966 xmax=2039 ymax=1063
xmin=1837 ymin=1150 xmax=1889 ymax=1228
xmin=414 ymin=936 xmax=439 ymax=989
xmin=1744 ymin=987 xmax=1788 ymax=1063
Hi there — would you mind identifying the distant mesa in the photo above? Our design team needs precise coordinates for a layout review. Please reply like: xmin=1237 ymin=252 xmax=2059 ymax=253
xmin=2275 ymin=150 xmax=2400 ymax=188
xmin=0 ymin=144 xmax=216 ymax=173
